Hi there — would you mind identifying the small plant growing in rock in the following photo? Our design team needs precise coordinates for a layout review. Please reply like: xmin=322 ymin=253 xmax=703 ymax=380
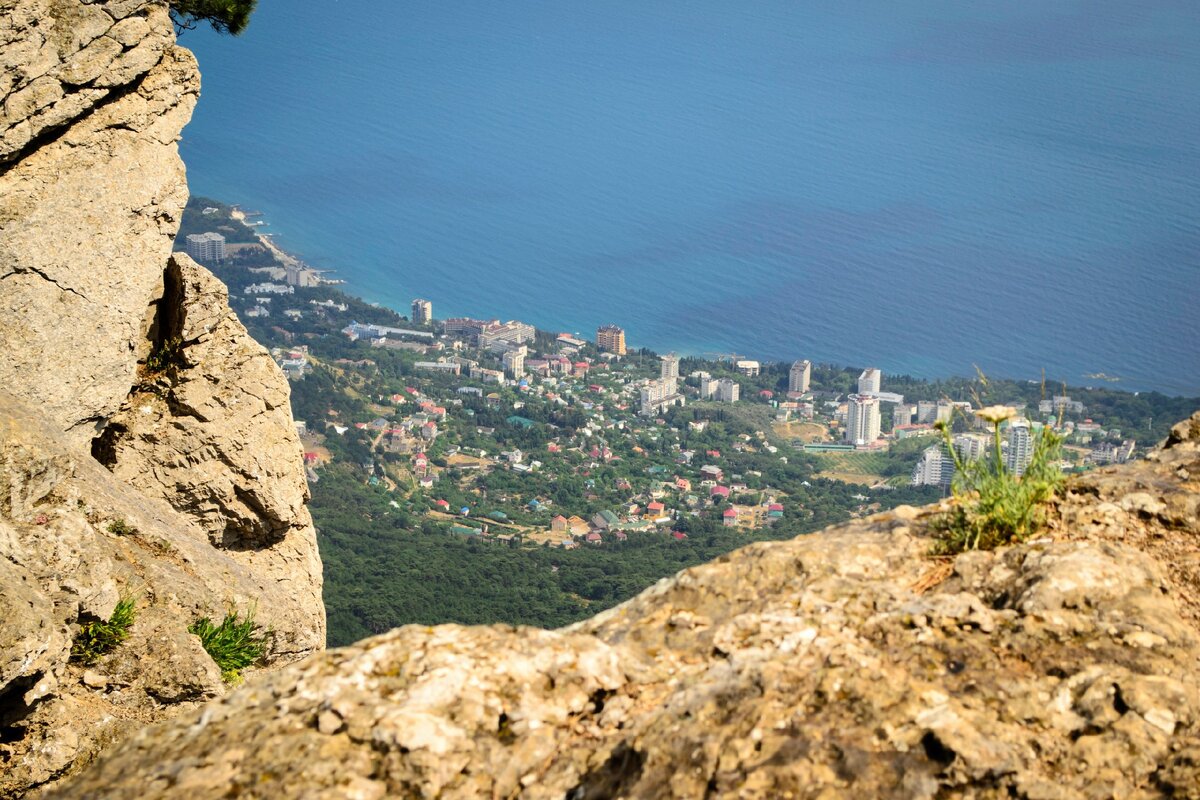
xmin=190 ymin=610 xmax=268 ymax=683
xmin=143 ymin=336 xmax=184 ymax=377
xmin=71 ymin=596 xmax=137 ymax=666
xmin=106 ymin=518 xmax=137 ymax=536
xmin=930 ymin=405 xmax=1064 ymax=555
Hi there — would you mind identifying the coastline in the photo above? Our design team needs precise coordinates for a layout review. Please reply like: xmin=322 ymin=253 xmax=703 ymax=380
xmin=231 ymin=207 xmax=301 ymax=269
xmin=219 ymin=203 xmax=1194 ymax=400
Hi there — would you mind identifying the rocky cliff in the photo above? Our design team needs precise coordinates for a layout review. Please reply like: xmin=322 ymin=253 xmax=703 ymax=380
xmin=49 ymin=413 xmax=1200 ymax=799
xmin=0 ymin=2 xmax=324 ymax=795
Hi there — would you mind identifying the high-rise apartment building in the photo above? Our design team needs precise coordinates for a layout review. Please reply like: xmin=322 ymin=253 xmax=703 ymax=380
xmin=735 ymin=360 xmax=760 ymax=377
xmin=858 ymin=367 xmax=882 ymax=395
xmin=596 ymin=324 xmax=626 ymax=355
xmin=502 ymin=346 xmax=527 ymax=379
xmin=953 ymin=433 xmax=990 ymax=463
xmin=661 ymin=353 xmax=680 ymax=381
xmin=788 ymin=360 xmax=811 ymax=394
xmin=640 ymin=375 xmax=684 ymax=416
xmin=185 ymin=232 xmax=225 ymax=263
xmin=411 ymin=298 xmax=432 ymax=325
xmin=1006 ymin=420 xmax=1034 ymax=476
xmin=845 ymin=394 xmax=881 ymax=446
xmin=715 ymin=378 xmax=740 ymax=403
xmin=912 ymin=444 xmax=954 ymax=489
xmin=893 ymin=403 xmax=914 ymax=428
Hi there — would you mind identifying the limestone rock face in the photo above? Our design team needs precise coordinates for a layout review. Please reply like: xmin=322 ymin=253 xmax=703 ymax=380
xmin=0 ymin=0 xmax=196 ymax=450
xmin=55 ymin=415 xmax=1200 ymax=800
xmin=93 ymin=254 xmax=324 ymax=645
xmin=0 ymin=392 xmax=321 ymax=798
xmin=0 ymin=2 xmax=325 ymax=795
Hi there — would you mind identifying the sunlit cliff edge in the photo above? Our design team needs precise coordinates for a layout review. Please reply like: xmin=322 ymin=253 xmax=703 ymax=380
xmin=1 ymin=2 xmax=323 ymax=795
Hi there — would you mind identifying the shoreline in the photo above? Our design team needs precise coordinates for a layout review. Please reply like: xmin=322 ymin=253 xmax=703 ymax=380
xmin=221 ymin=203 xmax=1193 ymax=399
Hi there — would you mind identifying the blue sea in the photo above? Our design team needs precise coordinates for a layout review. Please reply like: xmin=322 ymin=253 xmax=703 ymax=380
xmin=181 ymin=0 xmax=1200 ymax=396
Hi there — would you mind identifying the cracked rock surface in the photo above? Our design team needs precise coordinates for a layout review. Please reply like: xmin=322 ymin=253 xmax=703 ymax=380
xmin=0 ymin=391 xmax=320 ymax=798
xmin=0 ymin=3 xmax=324 ymax=795
xmin=54 ymin=414 xmax=1200 ymax=800
xmin=1 ymin=0 xmax=195 ymax=449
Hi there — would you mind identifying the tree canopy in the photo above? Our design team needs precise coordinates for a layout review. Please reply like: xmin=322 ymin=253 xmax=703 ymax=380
xmin=170 ymin=0 xmax=258 ymax=36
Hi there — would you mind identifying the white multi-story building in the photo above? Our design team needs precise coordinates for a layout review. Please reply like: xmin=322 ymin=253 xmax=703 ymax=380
xmin=715 ymin=378 xmax=740 ymax=403
xmin=1006 ymin=420 xmax=1034 ymax=476
xmin=503 ymin=346 xmax=527 ymax=379
xmin=953 ymin=433 xmax=991 ymax=463
xmin=640 ymin=375 xmax=684 ymax=416
xmin=479 ymin=320 xmax=535 ymax=352
xmin=893 ymin=403 xmax=914 ymax=428
xmin=411 ymin=298 xmax=432 ymax=325
xmin=285 ymin=265 xmax=321 ymax=287
xmin=788 ymin=360 xmax=811 ymax=394
xmin=858 ymin=368 xmax=882 ymax=395
xmin=735 ymin=360 xmax=760 ymax=377
xmin=661 ymin=353 xmax=680 ymax=382
xmin=699 ymin=377 xmax=719 ymax=400
xmin=845 ymin=394 xmax=881 ymax=446
xmin=245 ymin=282 xmax=294 ymax=296
xmin=185 ymin=232 xmax=226 ymax=263
xmin=912 ymin=444 xmax=955 ymax=489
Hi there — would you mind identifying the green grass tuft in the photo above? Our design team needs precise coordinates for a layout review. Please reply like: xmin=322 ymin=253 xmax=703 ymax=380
xmin=189 ymin=610 xmax=268 ymax=683
xmin=106 ymin=518 xmax=137 ymax=536
xmin=71 ymin=596 xmax=137 ymax=665
xmin=930 ymin=413 xmax=1064 ymax=555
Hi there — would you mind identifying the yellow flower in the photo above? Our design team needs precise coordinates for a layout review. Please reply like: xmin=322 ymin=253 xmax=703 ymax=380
xmin=975 ymin=405 xmax=1017 ymax=424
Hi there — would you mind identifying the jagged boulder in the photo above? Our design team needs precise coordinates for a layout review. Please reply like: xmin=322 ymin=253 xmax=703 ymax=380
xmin=52 ymin=414 xmax=1200 ymax=799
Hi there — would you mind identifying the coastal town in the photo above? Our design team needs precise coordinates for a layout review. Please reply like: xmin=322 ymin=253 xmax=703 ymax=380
xmin=182 ymin=201 xmax=1155 ymax=549
xmin=175 ymin=196 xmax=1196 ymax=642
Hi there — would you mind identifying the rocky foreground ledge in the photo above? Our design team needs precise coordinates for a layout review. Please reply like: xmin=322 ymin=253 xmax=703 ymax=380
xmin=51 ymin=413 xmax=1200 ymax=800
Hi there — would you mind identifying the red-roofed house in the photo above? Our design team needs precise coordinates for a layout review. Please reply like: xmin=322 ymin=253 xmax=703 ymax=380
xmin=671 ymin=531 xmax=688 ymax=540
xmin=550 ymin=515 xmax=569 ymax=533
xmin=710 ymin=485 xmax=731 ymax=498
xmin=723 ymin=508 xmax=738 ymax=527
xmin=435 ymin=499 xmax=451 ymax=509
xmin=585 ymin=532 xmax=602 ymax=544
